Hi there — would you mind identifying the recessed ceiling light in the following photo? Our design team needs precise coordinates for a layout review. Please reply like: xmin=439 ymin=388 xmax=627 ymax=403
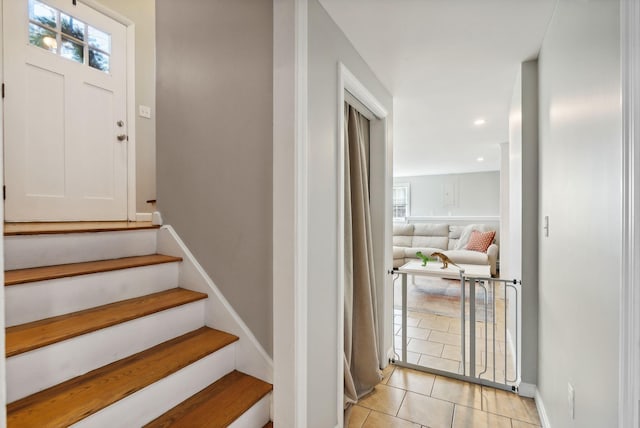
xmin=477 ymin=157 xmax=484 ymax=162
xmin=474 ymin=118 xmax=486 ymax=126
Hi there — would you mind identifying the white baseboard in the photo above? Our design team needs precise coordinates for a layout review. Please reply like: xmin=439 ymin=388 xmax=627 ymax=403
xmin=157 ymin=226 xmax=273 ymax=383
xmin=136 ymin=212 xmax=152 ymax=222
xmin=535 ymin=388 xmax=552 ymax=428
xmin=518 ymin=382 xmax=536 ymax=398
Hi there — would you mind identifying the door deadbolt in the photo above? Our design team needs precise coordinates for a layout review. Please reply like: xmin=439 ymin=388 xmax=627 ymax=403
xmin=117 ymin=120 xmax=125 ymax=127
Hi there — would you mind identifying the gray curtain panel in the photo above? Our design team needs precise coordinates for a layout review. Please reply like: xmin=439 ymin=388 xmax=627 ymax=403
xmin=344 ymin=103 xmax=382 ymax=414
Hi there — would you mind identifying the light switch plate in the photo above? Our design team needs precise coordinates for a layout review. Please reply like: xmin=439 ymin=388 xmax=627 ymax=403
xmin=544 ymin=215 xmax=549 ymax=237
xmin=139 ymin=105 xmax=152 ymax=119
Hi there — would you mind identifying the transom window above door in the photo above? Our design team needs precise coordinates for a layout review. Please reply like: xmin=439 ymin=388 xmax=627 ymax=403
xmin=28 ymin=0 xmax=111 ymax=72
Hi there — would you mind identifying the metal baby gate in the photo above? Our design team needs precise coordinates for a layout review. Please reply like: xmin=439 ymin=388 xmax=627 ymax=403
xmin=391 ymin=268 xmax=522 ymax=393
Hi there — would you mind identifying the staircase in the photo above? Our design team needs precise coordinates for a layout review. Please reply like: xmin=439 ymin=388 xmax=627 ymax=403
xmin=4 ymin=223 xmax=272 ymax=427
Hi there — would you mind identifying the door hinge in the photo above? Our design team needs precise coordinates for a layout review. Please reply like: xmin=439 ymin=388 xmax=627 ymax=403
xmin=2 ymin=83 xmax=5 ymax=99
xmin=72 ymin=0 xmax=77 ymax=5
xmin=3 ymin=185 xmax=6 ymax=201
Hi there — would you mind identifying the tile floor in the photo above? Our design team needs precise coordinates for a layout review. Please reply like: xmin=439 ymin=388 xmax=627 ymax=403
xmin=348 ymin=365 xmax=541 ymax=428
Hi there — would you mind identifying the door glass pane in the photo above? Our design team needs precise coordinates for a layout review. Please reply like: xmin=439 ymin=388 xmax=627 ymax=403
xmin=61 ymin=37 xmax=84 ymax=63
xmin=89 ymin=49 xmax=110 ymax=72
xmin=88 ymin=26 xmax=110 ymax=53
xmin=29 ymin=23 xmax=57 ymax=53
xmin=61 ymin=13 xmax=85 ymax=41
xmin=29 ymin=0 xmax=57 ymax=29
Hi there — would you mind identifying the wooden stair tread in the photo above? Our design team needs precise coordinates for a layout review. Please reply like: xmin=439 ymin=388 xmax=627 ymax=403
xmin=144 ymin=370 xmax=273 ymax=428
xmin=4 ymin=221 xmax=159 ymax=236
xmin=7 ymin=327 xmax=238 ymax=428
xmin=6 ymin=288 xmax=207 ymax=357
xmin=5 ymin=254 xmax=182 ymax=286
xmin=264 ymin=422 xmax=273 ymax=428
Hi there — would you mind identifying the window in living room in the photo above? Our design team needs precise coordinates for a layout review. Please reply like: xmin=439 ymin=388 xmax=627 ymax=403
xmin=393 ymin=184 xmax=410 ymax=221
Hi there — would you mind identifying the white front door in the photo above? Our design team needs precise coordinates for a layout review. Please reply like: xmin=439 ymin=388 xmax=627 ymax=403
xmin=4 ymin=0 xmax=128 ymax=221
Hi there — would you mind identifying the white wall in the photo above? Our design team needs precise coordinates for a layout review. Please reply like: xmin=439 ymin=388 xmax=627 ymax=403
xmin=508 ymin=60 xmax=539 ymax=386
xmin=307 ymin=0 xmax=393 ymax=426
xmin=499 ymin=143 xmax=510 ymax=279
xmin=538 ymin=0 xmax=621 ymax=426
xmin=394 ymin=171 xmax=500 ymax=217
xmin=93 ymin=0 xmax=156 ymax=213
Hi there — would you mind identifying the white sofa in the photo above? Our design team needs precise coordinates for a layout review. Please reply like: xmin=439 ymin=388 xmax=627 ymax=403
xmin=393 ymin=223 xmax=499 ymax=276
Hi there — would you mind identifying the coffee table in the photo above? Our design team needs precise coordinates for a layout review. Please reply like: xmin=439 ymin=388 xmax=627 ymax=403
xmin=398 ymin=259 xmax=491 ymax=279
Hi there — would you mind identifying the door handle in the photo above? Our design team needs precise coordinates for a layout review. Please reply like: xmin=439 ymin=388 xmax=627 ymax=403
xmin=116 ymin=134 xmax=127 ymax=142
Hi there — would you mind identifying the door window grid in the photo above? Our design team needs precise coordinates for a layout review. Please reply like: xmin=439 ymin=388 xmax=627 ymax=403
xmin=28 ymin=0 xmax=111 ymax=73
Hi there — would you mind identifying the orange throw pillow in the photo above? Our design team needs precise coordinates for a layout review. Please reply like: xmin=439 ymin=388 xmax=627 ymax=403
xmin=465 ymin=230 xmax=496 ymax=253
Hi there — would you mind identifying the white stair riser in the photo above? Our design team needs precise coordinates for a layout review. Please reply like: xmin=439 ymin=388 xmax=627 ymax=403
xmin=5 ymin=229 xmax=157 ymax=270
xmin=229 ymin=394 xmax=271 ymax=428
xmin=6 ymin=301 xmax=205 ymax=402
xmin=5 ymin=263 xmax=180 ymax=327
xmin=71 ymin=344 xmax=236 ymax=428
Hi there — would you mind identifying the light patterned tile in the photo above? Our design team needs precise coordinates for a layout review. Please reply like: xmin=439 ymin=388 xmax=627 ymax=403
xmin=407 ymin=338 xmax=444 ymax=357
xmin=405 ymin=351 xmax=421 ymax=365
xmin=442 ymin=344 xmax=462 ymax=361
xmin=347 ymin=405 xmax=370 ymax=428
xmin=362 ymin=410 xmax=421 ymax=428
xmin=396 ymin=326 xmax=431 ymax=340
xmin=397 ymin=392 xmax=454 ymax=428
xmin=392 ymin=351 xmax=421 ymax=365
xmin=358 ymin=384 xmax=406 ymax=416
xmin=380 ymin=364 xmax=395 ymax=385
xmin=448 ymin=318 xmax=462 ymax=333
xmin=407 ymin=311 xmax=437 ymax=321
xmin=431 ymin=376 xmax=482 ymax=410
xmin=387 ymin=367 xmax=436 ymax=396
xmin=481 ymin=351 xmax=516 ymax=371
xmin=481 ymin=386 xmax=541 ymax=425
xmin=448 ymin=319 xmax=486 ymax=335
xmin=394 ymin=315 xmax=420 ymax=327
xmin=418 ymin=315 xmax=451 ymax=332
xmin=394 ymin=335 xmax=407 ymax=349
xmin=511 ymin=419 xmax=542 ymax=428
xmin=452 ymin=404 xmax=512 ymax=428
xmin=459 ymin=364 xmax=507 ymax=383
xmin=429 ymin=330 xmax=463 ymax=346
xmin=417 ymin=354 xmax=460 ymax=372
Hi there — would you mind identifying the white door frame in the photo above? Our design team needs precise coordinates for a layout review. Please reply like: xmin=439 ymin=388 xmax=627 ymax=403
xmin=273 ymin=0 xmax=309 ymax=426
xmin=0 ymin=0 xmax=6 ymax=423
xmin=620 ymin=0 xmax=640 ymax=426
xmin=337 ymin=62 xmax=391 ymax=428
xmin=2 ymin=0 xmax=137 ymax=221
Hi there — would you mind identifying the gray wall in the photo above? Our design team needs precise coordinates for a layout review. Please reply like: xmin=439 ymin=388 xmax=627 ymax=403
xmin=99 ymin=0 xmax=156 ymax=213
xmin=307 ymin=0 xmax=393 ymax=425
xmin=156 ymin=0 xmax=273 ymax=354
xmin=538 ymin=0 xmax=621 ymax=426
xmin=507 ymin=60 xmax=538 ymax=385
xmin=394 ymin=171 xmax=500 ymax=217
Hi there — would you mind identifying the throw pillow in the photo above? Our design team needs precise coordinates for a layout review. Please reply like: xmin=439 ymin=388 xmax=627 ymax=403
xmin=465 ymin=230 xmax=496 ymax=253
xmin=455 ymin=224 xmax=490 ymax=250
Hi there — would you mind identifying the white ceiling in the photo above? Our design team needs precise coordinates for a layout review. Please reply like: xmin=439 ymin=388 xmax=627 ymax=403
xmin=319 ymin=0 xmax=558 ymax=177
